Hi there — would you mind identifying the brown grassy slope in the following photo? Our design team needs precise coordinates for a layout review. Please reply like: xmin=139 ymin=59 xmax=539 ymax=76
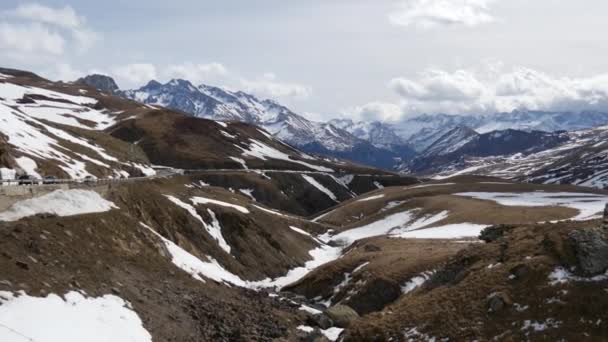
xmin=108 ymin=176 xmax=331 ymax=280
xmin=343 ymin=220 xmax=608 ymax=341
xmin=0 ymin=204 xmax=308 ymax=341
xmin=316 ymin=178 xmax=608 ymax=229
xmin=284 ymin=237 xmax=470 ymax=315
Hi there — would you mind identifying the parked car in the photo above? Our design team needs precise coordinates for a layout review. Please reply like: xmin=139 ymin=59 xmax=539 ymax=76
xmin=18 ymin=175 xmax=35 ymax=185
xmin=43 ymin=176 xmax=58 ymax=185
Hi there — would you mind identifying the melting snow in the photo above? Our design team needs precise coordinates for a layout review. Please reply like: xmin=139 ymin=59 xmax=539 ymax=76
xmin=239 ymin=188 xmax=256 ymax=201
xmin=15 ymin=156 xmax=41 ymax=178
xmin=548 ymin=266 xmax=608 ymax=285
xmin=229 ymin=156 xmax=248 ymax=169
xmin=0 ymin=189 xmax=117 ymax=221
xmin=251 ymin=243 xmax=342 ymax=290
xmin=331 ymin=212 xmax=413 ymax=244
xmin=299 ymin=305 xmax=322 ymax=315
xmin=396 ymin=223 xmax=488 ymax=239
xmin=164 ymin=195 xmax=232 ymax=254
xmin=302 ymin=175 xmax=338 ymax=202
xmin=290 ymin=226 xmax=312 ymax=237
xmin=357 ymin=194 xmax=385 ymax=202
xmin=456 ymin=191 xmax=608 ymax=220
xmin=321 ymin=327 xmax=344 ymax=341
xmin=402 ymin=270 xmax=436 ymax=294
xmin=238 ymin=139 xmax=333 ymax=172
xmin=141 ymin=223 xmax=246 ymax=286
xmin=0 ymin=290 xmax=152 ymax=342
xmin=191 ymin=196 xmax=250 ymax=214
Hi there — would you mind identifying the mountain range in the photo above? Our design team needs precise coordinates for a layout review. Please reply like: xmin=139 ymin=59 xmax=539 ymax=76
xmin=78 ymin=74 xmax=608 ymax=179
xmin=4 ymin=67 xmax=608 ymax=342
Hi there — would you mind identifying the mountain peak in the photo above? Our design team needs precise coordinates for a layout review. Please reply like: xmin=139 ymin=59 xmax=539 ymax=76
xmin=76 ymin=74 xmax=119 ymax=94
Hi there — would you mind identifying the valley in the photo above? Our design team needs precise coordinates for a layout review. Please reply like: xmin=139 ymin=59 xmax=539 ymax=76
xmin=1 ymin=67 xmax=608 ymax=341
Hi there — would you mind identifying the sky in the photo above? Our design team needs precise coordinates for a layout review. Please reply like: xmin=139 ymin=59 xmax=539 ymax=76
xmin=1 ymin=0 xmax=608 ymax=123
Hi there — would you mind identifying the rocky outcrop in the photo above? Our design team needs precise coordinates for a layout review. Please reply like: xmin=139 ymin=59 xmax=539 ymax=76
xmin=76 ymin=74 xmax=120 ymax=94
xmin=568 ymin=204 xmax=608 ymax=276
xmin=326 ymin=304 xmax=359 ymax=328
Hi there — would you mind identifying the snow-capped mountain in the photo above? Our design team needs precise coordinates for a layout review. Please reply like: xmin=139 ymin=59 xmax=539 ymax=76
xmin=417 ymin=126 xmax=479 ymax=159
xmin=74 ymin=76 xmax=418 ymax=169
xmin=118 ymin=78 xmax=360 ymax=151
xmin=403 ymin=128 xmax=571 ymax=175
xmin=329 ymin=119 xmax=407 ymax=150
xmin=393 ymin=111 xmax=608 ymax=151
xmin=78 ymin=74 xmax=608 ymax=173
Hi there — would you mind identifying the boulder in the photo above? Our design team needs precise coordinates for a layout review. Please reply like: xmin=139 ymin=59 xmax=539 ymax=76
xmin=487 ymin=292 xmax=512 ymax=313
xmin=326 ymin=304 xmax=359 ymax=328
xmin=345 ymin=277 xmax=401 ymax=315
xmin=307 ymin=313 xmax=333 ymax=330
xmin=479 ymin=225 xmax=515 ymax=243
xmin=568 ymin=227 xmax=608 ymax=276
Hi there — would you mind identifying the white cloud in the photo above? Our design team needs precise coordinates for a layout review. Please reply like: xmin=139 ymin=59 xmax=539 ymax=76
xmin=240 ymin=72 xmax=311 ymax=100
xmin=383 ymin=64 xmax=608 ymax=119
xmin=159 ymin=62 xmax=311 ymax=101
xmin=0 ymin=22 xmax=65 ymax=55
xmin=7 ymin=3 xmax=83 ymax=29
xmin=347 ymin=64 xmax=608 ymax=122
xmin=0 ymin=3 xmax=98 ymax=59
xmin=346 ymin=102 xmax=404 ymax=122
xmin=389 ymin=0 xmax=498 ymax=29
xmin=165 ymin=62 xmax=228 ymax=85
xmin=112 ymin=63 xmax=158 ymax=86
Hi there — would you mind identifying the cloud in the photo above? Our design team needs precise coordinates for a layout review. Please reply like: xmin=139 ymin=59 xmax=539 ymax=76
xmin=347 ymin=64 xmax=608 ymax=122
xmin=112 ymin=63 xmax=158 ymax=86
xmin=159 ymin=63 xmax=311 ymax=101
xmin=382 ymin=64 xmax=608 ymax=119
xmin=240 ymin=72 xmax=311 ymax=100
xmin=346 ymin=102 xmax=404 ymax=122
xmin=389 ymin=0 xmax=498 ymax=29
xmin=0 ymin=3 xmax=99 ymax=59
xmin=0 ymin=22 xmax=65 ymax=55
xmin=7 ymin=3 xmax=83 ymax=29
xmin=165 ymin=62 xmax=228 ymax=85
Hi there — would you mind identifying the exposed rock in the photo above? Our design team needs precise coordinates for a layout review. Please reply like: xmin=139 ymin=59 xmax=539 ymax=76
xmin=509 ymin=264 xmax=530 ymax=280
xmin=568 ymin=227 xmax=608 ymax=276
xmin=15 ymin=260 xmax=29 ymax=270
xmin=76 ymin=74 xmax=120 ymax=94
xmin=487 ymin=292 xmax=512 ymax=313
xmin=479 ymin=225 xmax=515 ymax=243
xmin=307 ymin=313 xmax=333 ymax=330
xmin=345 ymin=277 xmax=401 ymax=315
xmin=326 ymin=304 xmax=359 ymax=328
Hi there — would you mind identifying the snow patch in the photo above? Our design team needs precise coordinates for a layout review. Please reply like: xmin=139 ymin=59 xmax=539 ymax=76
xmin=396 ymin=223 xmax=488 ymax=239
xmin=164 ymin=195 xmax=231 ymax=254
xmin=141 ymin=223 xmax=246 ymax=286
xmin=456 ymin=191 xmax=608 ymax=220
xmin=302 ymin=175 xmax=338 ymax=202
xmin=0 ymin=189 xmax=117 ymax=221
xmin=0 ymin=290 xmax=152 ymax=342
xmin=239 ymin=139 xmax=332 ymax=172
xmin=357 ymin=194 xmax=385 ymax=202
xmin=191 ymin=196 xmax=250 ymax=214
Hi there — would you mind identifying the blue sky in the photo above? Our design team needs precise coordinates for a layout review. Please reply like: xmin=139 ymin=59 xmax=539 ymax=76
xmin=2 ymin=1 xmax=608 ymax=122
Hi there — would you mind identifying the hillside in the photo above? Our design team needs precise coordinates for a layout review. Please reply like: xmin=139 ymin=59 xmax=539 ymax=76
xmin=2 ymin=67 xmax=608 ymax=342
xmin=425 ymin=126 xmax=608 ymax=189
